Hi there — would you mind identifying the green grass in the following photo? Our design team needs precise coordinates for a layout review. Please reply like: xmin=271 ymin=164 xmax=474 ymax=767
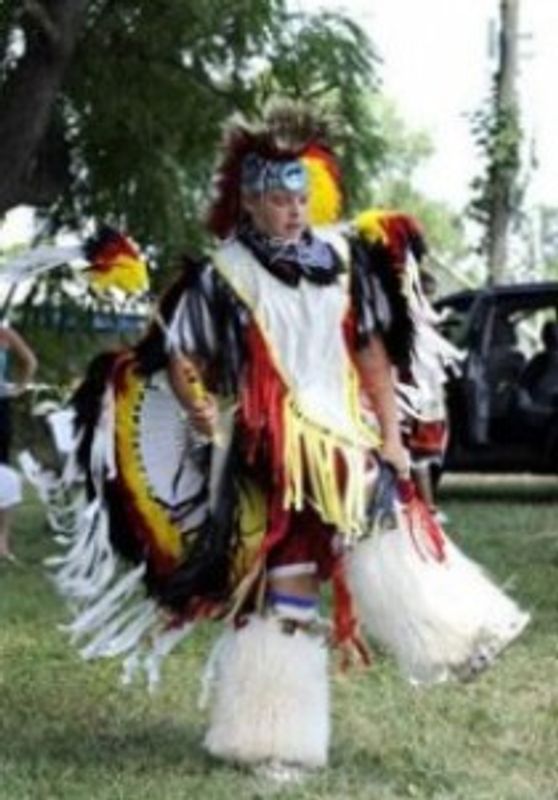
xmin=1 ymin=481 xmax=557 ymax=800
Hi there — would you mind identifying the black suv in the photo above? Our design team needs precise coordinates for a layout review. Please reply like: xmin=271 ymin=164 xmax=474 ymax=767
xmin=435 ymin=281 xmax=558 ymax=473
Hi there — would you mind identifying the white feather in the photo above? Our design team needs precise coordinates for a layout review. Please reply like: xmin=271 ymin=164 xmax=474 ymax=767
xmin=0 ymin=245 xmax=83 ymax=283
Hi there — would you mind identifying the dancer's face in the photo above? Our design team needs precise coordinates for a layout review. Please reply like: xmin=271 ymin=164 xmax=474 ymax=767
xmin=242 ymin=189 xmax=308 ymax=242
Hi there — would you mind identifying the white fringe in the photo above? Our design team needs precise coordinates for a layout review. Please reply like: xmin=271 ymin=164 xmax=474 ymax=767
xmin=64 ymin=564 xmax=148 ymax=639
xmin=79 ymin=599 xmax=158 ymax=660
xmin=116 ymin=615 xmax=194 ymax=693
xmin=399 ymin=254 xmax=464 ymax=422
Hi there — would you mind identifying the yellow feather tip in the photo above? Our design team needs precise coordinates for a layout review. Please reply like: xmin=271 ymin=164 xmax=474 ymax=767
xmin=302 ymin=156 xmax=343 ymax=226
xmin=353 ymin=208 xmax=394 ymax=244
xmin=89 ymin=255 xmax=149 ymax=294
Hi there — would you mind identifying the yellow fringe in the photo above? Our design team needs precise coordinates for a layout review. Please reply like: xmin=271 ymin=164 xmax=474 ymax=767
xmin=283 ymin=388 xmax=377 ymax=538
xmin=213 ymin=244 xmax=381 ymax=540
xmin=231 ymin=478 xmax=267 ymax=583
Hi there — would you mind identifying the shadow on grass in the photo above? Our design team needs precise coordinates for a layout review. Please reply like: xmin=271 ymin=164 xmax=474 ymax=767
xmin=0 ymin=700 xmax=211 ymax=775
xmin=0 ymin=633 xmax=212 ymax=778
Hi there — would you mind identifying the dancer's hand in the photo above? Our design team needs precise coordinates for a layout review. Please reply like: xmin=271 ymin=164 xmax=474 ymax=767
xmin=189 ymin=393 xmax=218 ymax=437
xmin=380 ymin=439 xmax=410 ymax=478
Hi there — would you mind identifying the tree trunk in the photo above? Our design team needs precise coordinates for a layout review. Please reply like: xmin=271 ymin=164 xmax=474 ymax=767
xmin=0 ymin=0 xmax=90 ymax=215
xmin=487 ymin=0 xmax=520 ymax=286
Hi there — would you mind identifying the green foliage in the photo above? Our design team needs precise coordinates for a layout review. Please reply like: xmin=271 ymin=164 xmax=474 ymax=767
xmin=539 ymin=205 xmax=558 ymax=279
xmin=468 ymin=96 xmax=523 ymax=245
xmin=368 ymin=96 xmax=434 ymax=180
xmin=369 ymin=97 xmax=467 ymax=266
xmin=5 ymin=0 xmax=385 ymax=280
xmin=257 ymin=12 xmax=385 ymax=214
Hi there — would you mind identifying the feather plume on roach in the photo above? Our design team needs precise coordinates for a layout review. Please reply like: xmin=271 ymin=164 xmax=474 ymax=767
xmin=206 ymin=98 xmax=344 ymax=239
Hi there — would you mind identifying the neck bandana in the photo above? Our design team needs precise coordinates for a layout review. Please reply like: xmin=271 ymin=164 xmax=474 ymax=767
xmin=238 ymin=221 xmax=341 ymax=287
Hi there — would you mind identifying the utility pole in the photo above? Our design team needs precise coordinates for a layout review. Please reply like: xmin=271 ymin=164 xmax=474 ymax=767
xmin=486 ymin=0 xmax=520 ymax=285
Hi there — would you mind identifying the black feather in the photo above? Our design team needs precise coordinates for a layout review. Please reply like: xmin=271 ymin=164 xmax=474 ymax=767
xmin=350 ymin=236 xmax=415 ymax=371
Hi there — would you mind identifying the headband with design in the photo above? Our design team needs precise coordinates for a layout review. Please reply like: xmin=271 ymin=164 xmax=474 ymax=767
xmin=241 ymin=154 xmax=308 ymax=194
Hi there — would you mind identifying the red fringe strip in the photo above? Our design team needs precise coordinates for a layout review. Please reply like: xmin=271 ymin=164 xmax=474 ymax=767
xmin=398 ymin=477 xmax=446 ymax=562
xmin=331 ymin=558 xmax=372 ymax=669
xmin=239 ymin=321 xmax=288 ymax=490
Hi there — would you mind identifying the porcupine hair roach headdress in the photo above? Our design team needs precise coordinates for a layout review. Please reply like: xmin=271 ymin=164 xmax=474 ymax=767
xmin=206 ymin=97 xmax=344 ymax=240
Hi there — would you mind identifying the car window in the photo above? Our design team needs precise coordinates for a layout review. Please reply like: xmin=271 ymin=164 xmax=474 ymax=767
xmin=488 ymin=303 xmax=558 ymax=359
xmin=511 ymin=308 xmax=557 ymax=357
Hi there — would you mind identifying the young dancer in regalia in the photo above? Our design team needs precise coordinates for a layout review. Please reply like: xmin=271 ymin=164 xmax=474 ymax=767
xmin=28 ymin=99 xmax=529 ymax=778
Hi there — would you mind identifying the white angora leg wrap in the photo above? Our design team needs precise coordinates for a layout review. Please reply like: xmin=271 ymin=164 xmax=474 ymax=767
xmin=203 ymin=614 xmax=329 ymax=768
xmin=347 ymin=530 xmax=530 ymax=685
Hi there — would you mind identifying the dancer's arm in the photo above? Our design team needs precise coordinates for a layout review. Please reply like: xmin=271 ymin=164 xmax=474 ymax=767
xmin=0 ymin=327 xmax=38 ymax=392
xmin=355 ymin=334 xmax=409 ymax=476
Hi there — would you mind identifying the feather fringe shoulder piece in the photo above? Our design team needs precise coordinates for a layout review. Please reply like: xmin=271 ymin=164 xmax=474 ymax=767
xmin=348 ymin=207 xmax=464 ymax=412
xmin=348 ymin=209 xmax=423 ymax=370
xmin=134 ymin=253 xmax=248 ymax=395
